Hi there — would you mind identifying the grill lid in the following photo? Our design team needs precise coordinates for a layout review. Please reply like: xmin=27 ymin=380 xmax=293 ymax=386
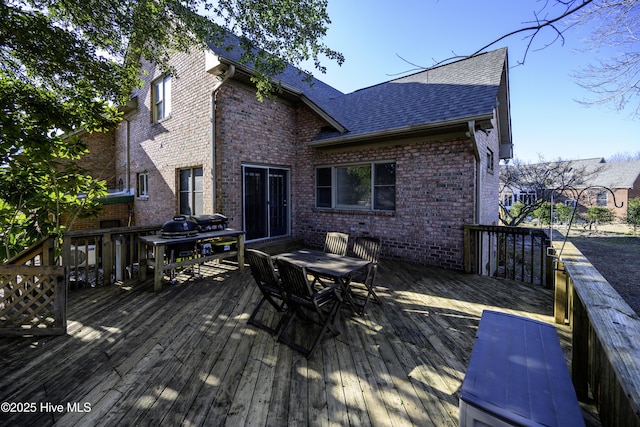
xmin=161 ymin=216 xmax=198 ymax=238
xmin=189 ymin=213 xmax=228 ymax=231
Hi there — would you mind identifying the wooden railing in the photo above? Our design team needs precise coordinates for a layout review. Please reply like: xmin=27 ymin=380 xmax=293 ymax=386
xmin=4 ymin=235 xmax=56 ymax=267
xmin=0 ymin=265 xmax=67 ymax=336
xmin=2 ymin=226 xmax=161 ymax=335
xmin=553 ymin=241 xmax=640 ymax=427
xmin=463 ymin=225 xmax=554 ymax=287
xmin=62 ymin=225 xmax=161 ymax=287
xmin=1 ymin=237 xmax=66 ymax=335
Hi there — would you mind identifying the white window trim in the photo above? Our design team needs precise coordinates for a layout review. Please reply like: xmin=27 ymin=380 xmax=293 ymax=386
xmin=137 ymin=172 xmax=149 ymax=200
xmin=152 ymin=75 xmax=172 ymax=122
xmin=179 ymin=167 xmax=204 ymax=216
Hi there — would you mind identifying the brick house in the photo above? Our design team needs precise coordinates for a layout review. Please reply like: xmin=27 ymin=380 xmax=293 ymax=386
xmin=576 ymin=159 xmax=640 ymax=218
xmin=500 ymin=157 xmax=640 ymax=220
xmin=88 ymin=39 xmax=512 ymax=269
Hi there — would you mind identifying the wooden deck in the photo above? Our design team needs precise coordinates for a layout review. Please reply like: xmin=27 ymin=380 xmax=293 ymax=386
xmin=0 ymin=257 xmax=600 ymax=426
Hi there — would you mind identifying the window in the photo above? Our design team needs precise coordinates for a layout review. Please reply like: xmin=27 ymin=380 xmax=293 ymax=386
xmin=316 ymin=162 xmax=396 ymax=211
xmin=179 ymin=167 xmax=203 ymax=215
xmin=137 ymin=172 xmax=148 ymax=199
xmin=152 ymin=75 xmax=172 ymax=122
xmin=486 ymin=148 xmax=494 ymax=173
xmin=596 ymin=191 xmax=608 ymax=207
xmin=517 ymin=191 xmax=537 ymax=205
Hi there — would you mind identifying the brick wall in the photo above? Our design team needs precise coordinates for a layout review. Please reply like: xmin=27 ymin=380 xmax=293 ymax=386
xmin=474 ymin=119 xmax=501 ymax=226
xmin=111 ymin=49 xmax=501 ymax=270
xmin=292 ymin=123 xmax=478 ymax=269
xmin=214 ymin=82 xmax=299 ymax=229
xmin=62 ymin=202 xmax=132 ymax=231
xmin=76 ymin=129 xmax=117 ymax=188
xmin=115 ymin=49 xmax=218 ymax=226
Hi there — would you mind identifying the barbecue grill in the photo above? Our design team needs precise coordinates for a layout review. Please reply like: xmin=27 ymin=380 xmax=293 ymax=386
xmin=160 ymin=215 xmax=198 ymax=239
xmin=189 ymin=213 xmax=228 ymax=231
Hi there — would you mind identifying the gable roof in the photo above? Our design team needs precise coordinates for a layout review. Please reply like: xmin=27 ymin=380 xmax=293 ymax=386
xmin=205 ymin=35 xmax=347 ymax=128
xmin=316 ymin=48 xmax=509 ymax=145
xmin=206 ymin=36 xmax=510 ymax=148
xmin=513 ymin=157 xmax=640 ymax=190
xmin=582 ymin=160 xmax=640 ymax=189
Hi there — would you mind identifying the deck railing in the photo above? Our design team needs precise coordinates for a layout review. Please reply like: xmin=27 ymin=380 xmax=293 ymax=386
xmin=1 ymin=237 xmax=67 ymax=335
xmin=553 ymin=240 xmax=640 ymax=427
xmin=62 ymin=225 xmax=161 ymax=287
xmin=463 ymin=224 xmax=554 ymax=287
xmin=464 ymin=224 xmax=640 ymax=425
xmin=1 ymin=226 xmax=160 ymax=335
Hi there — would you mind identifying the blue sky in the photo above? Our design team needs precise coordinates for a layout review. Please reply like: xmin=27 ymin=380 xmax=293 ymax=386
xmin=305 ymin=0 xmax=639 ymax=163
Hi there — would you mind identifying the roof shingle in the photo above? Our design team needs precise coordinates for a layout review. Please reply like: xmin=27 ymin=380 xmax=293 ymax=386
xmin=207 ymin=36 xmax=508 ymax=143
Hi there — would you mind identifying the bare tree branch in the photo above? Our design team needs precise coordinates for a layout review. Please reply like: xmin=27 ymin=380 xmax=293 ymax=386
xmin=393 ymin=0 xmax=595 ymax=73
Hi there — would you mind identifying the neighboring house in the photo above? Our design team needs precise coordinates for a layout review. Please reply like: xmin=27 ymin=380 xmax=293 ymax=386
xmin=500 ymin=157 xmax=640 ymax=219
xmin=577 ymin=159 xmax=640 ymax=217
xmin=82 ymin=38 xmax=513 ymax=270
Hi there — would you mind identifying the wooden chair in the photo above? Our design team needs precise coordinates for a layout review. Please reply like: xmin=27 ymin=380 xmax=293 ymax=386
xmin=323 ymin=232 xmax=349 ymax=256
xmin=275 ymin=258 xmax=342 ymax=359
xmin=245 ymin=249 xmax=288 ymax=335
xmin=349 ymin=236 xmax=382 ymax=314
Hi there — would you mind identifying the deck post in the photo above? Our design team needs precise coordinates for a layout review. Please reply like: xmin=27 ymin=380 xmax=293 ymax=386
xmin=554 ymin=260 xmax=567 ymax=324
xmin=463 ymin=226 xmax=471 ymax=273
xmin=102 ymin=232 xmax=113 ymax=286
xmin=571 ymin=288 xmax=590 ymax=402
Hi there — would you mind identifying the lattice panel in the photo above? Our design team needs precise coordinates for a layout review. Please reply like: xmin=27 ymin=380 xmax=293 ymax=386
xmin=0 ymin=266 xmax=67 ymax=336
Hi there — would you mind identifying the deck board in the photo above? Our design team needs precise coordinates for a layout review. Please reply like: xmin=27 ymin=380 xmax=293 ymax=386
xmin=0 ymin=258 xmax=599 ymax=426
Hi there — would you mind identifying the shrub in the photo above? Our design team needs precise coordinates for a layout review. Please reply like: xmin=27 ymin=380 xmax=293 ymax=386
xmin=532 ymin=201 xmax=552 ymax=224
xmin=584 ymin=206 xmax=615 ymax=231
xmin=625 ymin=197 xmax=640 ymax=233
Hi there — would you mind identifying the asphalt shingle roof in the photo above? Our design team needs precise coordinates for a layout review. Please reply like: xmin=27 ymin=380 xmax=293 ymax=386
xmin=526 ymin=158 xmax=640 ymax=190
xmin=319 ymin=48 xmax=507 ymax=140
xmin=583 ymin=160 xmax=640 ymax=189
xmin=207 ymin=36 xmax=508 ymax=142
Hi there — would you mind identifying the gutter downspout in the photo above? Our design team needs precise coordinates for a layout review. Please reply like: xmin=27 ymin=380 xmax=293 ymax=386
xmin=126 ymin=118 xmax=131 ymax=192
xmin=210 ymin=64 xmax=235 ymax=213
xmin=467 ymin=121 xmax=481 ymax=224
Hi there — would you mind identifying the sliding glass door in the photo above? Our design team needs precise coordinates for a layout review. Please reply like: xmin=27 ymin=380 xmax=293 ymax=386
xmin=243 ymin=166 xmax=289 ymax=241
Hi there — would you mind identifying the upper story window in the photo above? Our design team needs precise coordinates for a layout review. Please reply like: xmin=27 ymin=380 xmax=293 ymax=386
xmin=487 ymin=148 xmax=494 ymax=173
xmin=152 ymin=75 xmax=172 ymax=122
xmin=179 ymin=167 xmax=203 ymax=215
xmin=316 ymin=162 xmax=396 ymax=211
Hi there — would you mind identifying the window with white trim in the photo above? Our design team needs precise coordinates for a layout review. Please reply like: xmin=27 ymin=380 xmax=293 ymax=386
xmin=137 ymin=172 xmax=149 ymax=199
xmin=596 ymin=191 xmax=608 ymax=207
xmin=152 ymin=75 xmax=172 ymax=122
xmin=316 ymin=162 xmax=396 ymax=211
xmin=487 ymin=148 xmax=494 ymax=173
xmin=179 ymin=167 xmax=203 ymax=215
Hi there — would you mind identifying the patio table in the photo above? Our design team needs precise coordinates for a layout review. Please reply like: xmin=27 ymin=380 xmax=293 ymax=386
xmin=275 ymin=249 xmax=371 ymax=313
xmin=138 ymin=229 xmax=245 ymax=292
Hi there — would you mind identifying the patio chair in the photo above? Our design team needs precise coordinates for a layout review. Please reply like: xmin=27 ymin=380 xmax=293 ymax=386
xmin=323 ymin=232 xmax=349 ymax=256
xmin=349 ymin=236 xmax=382 ymax=314
xmin=245 ymin=249 xmax=288 ymax=335
xmin=275 ymin=258 xmax=342 ymax=359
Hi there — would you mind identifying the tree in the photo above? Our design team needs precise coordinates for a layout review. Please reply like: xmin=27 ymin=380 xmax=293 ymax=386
xmin=499 ymin=157 xmax=601 ymax=226
xmin=607 ymin=151 xmax=640 ymax=162
xmin=584 ymin=206 xmax=615 ymax=231
xmin=625 ymin=197 xmax=640 ymax=234
xmin=570 ymin=1 xmax=640 ymax=115
xmin=409 ymin=1 xmax=640 ymax=117
xmin=1 ymin=0 xmax=343 ymax=261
